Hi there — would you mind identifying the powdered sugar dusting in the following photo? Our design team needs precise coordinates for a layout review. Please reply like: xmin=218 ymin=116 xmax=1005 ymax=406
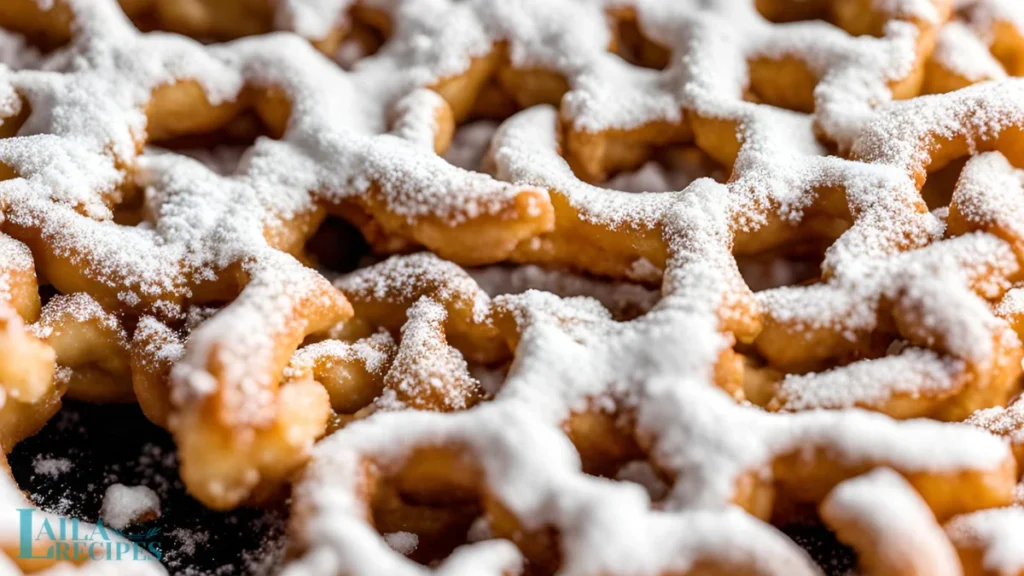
xmin=1 ymin=0 xmax=1024 ymax=573
xmin=821 ymin=468 xmax=961 ymax=576
xmin=775 ymin=348 xmax=966 ymax=412
xmin=931 ymin=21 xmax=1007 ymax=84
xmin=946 ymin=507 xmax=1024 ymax=575
xmin=32 ymin=455 xmax=71 ymax=478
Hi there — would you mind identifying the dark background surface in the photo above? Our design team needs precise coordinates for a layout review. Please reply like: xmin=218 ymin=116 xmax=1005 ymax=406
xmin=9 ymin=401 xmax=857 ymax=575
xmin=8 ymin=402 xmax=288 ymax=575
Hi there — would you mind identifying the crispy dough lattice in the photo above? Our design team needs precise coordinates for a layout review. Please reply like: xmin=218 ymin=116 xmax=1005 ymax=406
xmin=2 ymin=0 xmax=1024 ymax=574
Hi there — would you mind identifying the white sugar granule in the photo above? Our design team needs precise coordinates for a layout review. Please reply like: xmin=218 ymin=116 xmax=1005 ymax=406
xmin=100 ymin=484 xmax=161 ymax=530
xmin=383 ymin=531 xmax=419 ymax=556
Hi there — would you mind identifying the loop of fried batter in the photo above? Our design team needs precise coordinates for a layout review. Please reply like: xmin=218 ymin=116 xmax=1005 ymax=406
xmin=820 ymin=468 xmax=963 ymax=576
xmin=285 ymin=251 xmax=1017 ymax=574
xmin=0 ymin=234 xmax=53 ymax=411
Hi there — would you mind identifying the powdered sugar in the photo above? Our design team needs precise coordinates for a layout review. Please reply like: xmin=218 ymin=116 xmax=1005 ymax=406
xmin=775 ymin=348 xmax=966 ymax=412
xmin=383 ymin=531 xmax=419 ymax=556
xmin=932 ymin=21 xmax=1007 ymax=83
xmin=946 ymin=507 xmax=1024 ymax=575
xmin=955 ymin=0 xmax=1024 ymax=48
xmin=31 ymin=456 xmax=71 ymax=478
xmin=100 ymin=483 xmax=161 ymax=530
xmin=375 ymin=298 xmax=479 ymax=411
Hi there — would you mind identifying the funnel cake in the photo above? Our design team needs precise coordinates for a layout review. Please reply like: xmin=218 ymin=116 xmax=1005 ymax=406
xmin=0 ymin=0 xmax=1024 ymax=575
